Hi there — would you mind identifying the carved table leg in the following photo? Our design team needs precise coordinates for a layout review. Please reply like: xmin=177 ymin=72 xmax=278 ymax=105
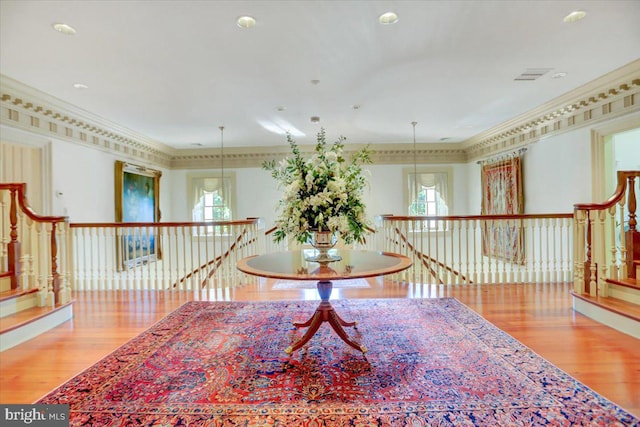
xmin=286 ymin=280 xmax=366 ymax=354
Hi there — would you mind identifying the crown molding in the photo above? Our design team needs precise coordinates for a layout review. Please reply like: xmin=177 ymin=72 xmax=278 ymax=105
xmin=2 ymin=60 xmax=639 ymax=169
xmin=170 ymin=142 xmax=468 ymax=169
xmin=0 ymin=74 xmax=175 ymax=167
xmin=463 ymin=59 xmax=640 ymax=161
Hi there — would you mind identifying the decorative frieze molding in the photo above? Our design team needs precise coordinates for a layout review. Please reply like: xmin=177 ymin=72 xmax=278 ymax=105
xmin=464 ymin=60 xmax=640 ymax=161
xmin=0 ymin=75 xmax=174 ymax=168
xmin=2 ymin=59 xmax=639 ymax=169
xmin=170 ymin=143 xmax=468 ymax=169
xmin=367 ymin=145 xmax=468 ymax=165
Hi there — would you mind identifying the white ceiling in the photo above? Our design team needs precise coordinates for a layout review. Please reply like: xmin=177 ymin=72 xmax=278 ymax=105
xmin=1 ymin=1 xmax=639 ymax=150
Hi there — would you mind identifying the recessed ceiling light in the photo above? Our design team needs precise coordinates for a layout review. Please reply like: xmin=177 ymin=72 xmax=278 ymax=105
xmin=72 ymin=83 xmax=88 ymax=89
xmin=237 ymin=16 xmax=256 ymax=28
xmin=551 ymin=72 xmax=568 ymax=79
xmin=378 ymin=12 xmax=399 ymax=25
xmin=52 ymin=23 xmax=76 ymax=35
xmin=563 ymin=10 xmax=586 ymax=23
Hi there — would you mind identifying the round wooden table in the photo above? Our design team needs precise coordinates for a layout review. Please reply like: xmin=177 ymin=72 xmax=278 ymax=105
xmin=236 ymin=249 xmax=412 ymax=354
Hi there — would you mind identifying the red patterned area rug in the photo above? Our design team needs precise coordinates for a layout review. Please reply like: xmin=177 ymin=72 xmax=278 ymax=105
xmin=39 ymin=298 xmax=639 ymax=426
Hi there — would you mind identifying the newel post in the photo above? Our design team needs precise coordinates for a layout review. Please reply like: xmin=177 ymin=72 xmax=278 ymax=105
xmin=50 ymin=222 xmax=61 ymax=304
xmin=7 ymin=187 xmax=21 ymax=290
xmin=584 ymin=216 xmax=595 ymax=294
xmin=625 ymin=175 xmax=639 ymax=278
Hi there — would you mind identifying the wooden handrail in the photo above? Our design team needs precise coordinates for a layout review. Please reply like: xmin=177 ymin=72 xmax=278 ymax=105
xmin=265 ymin=225 xmax=278 ymax=236
xmin=67 ymin=219 xmax=263 ymax=291
xmin=573 ymin=170 xmax=640 ymax=290
xmin=70 ymin=218 xmax=260 ymax=228
xmin=391 ymin=231 xmax=442 ymax=284
xmin=379 ymin=213 xmax=574 ymax=284
xmin=0 ymin=183 xmax=67 ymax=223
xmin=379 ymin=213 xmax=574 ymax=221
xmin=574 ymin=171 xmax=640 ymax=211
xmin=170 ymin=227 xmax=256 ymax=288
xmin=390 ymin=226 xmax=470 ymax=284
xmin=1 ymin=183 xmax=68 ymax=298
xmin=202 ymin=229 xmax=256 ymax=287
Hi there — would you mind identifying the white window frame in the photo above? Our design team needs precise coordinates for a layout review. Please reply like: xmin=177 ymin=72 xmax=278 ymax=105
xmin=187 ymin=172 xmax=236 ymax=235
xmin=403 ymin=167 xmax=453 ymax=231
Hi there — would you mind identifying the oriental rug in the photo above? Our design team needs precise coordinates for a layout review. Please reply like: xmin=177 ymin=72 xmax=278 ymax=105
xmin=272 ymin=278 xmax=370 ymax=290
xmin=38 ymin=298 xmax=639 ymax=426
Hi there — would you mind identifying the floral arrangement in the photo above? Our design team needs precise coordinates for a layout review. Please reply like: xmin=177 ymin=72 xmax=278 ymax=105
xmin=263 ymin=129 xmax=373 ymax=245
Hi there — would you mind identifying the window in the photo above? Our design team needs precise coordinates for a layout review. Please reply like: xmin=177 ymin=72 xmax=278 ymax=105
xmin=193 ymin=191 xmax=231 ymax=222
xmin=405 ymin=168 xmax=452 ymax=230
xmin=188 ymin=173 xmax=236 ymax=234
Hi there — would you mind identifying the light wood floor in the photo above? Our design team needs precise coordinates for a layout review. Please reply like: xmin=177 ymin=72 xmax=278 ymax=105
xmin=1 ymin=280 xmax=638 ymax=418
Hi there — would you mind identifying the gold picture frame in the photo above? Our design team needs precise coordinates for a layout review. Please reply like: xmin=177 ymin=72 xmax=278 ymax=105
xmin=115 ymin=161 xmax=162 ymax=269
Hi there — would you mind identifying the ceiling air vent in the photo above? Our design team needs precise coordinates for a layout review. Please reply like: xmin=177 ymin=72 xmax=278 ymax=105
xmin=514 ymin=68 xmax=553 ymax=81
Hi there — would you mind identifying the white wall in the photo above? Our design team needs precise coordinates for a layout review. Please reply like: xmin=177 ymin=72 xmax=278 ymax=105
xmin=166 ymin=162 xmax=471 ymax=228
xmin=365 ymin=164 xmax=470 ymax=217
xmin=465 ymin=130 xmax=594 ymax=217
xmin=465 ymin=121 xmax=638 ymax=215
xmin=2 ymin=113 xmax=637 ymax=223
xmin=47 ymin=137 xmax=170 ymax=222
xmin=614 ymin=128 xmax=640 ymax=171
xmin=235 ymin=167 xmax=282 ymax=226
xmin=166 ymin=167 xmax=282 ymax=225
xmin=524 ymin=127 xmax=593 ymax=213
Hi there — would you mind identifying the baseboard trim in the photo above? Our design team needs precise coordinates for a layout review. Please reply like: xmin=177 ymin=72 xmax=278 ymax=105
xmin=0 ymin=304 xmax=73 ymax=352
xmin=572 ymin=295 xmax=640 ymax=339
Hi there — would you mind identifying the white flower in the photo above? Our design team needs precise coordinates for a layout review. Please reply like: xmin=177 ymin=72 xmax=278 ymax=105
xmin=263 ymin=128 xmax=372 ymax=244
xmin=327 ymin=177 xmax=345 ymax=194
xmin=310 ymin=155 xmax=322 ymax=168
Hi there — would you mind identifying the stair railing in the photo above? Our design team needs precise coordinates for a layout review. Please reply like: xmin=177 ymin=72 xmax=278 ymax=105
xmin=574 ymin=170 xmax=640 ymax=297
xmin=0 ymin=183 xmax=71 ymax=306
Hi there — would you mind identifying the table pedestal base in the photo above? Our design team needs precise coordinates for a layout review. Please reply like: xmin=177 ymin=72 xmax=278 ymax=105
xmin=285 ymin=280 xmax=367 ymax=354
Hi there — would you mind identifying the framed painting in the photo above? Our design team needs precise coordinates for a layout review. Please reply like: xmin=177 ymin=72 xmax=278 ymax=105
xmin=481 ymin=157 xmax=525 ymax=264
xmin=115 ymin=161 xmax=162 ymax=269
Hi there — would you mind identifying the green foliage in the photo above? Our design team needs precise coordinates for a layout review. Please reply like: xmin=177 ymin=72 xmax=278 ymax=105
xmin=263 ymin=129 xmax=373 ymax=244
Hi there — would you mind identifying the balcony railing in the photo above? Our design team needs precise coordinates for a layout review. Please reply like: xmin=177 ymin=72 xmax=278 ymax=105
xmin=6 ymin=182 xmax=615 ymax=299
xmin=378 ymin=214 xmax=574 ymax=285
xmin=70 ymin=219 xmax=264 ymax=291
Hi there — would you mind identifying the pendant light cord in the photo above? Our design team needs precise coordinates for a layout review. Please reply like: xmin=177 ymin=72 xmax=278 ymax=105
xmin=219 ymin=125 xmax=225 ymax=202
xmin=412 ymin=121 xmax=418 ymax=212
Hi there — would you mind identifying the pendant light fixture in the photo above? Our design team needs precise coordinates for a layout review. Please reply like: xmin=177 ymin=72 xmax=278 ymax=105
xmin=412 ymin=121 xmax=418 ymax=213
xmin=219 ymin=125 xmax=225 ymax=202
